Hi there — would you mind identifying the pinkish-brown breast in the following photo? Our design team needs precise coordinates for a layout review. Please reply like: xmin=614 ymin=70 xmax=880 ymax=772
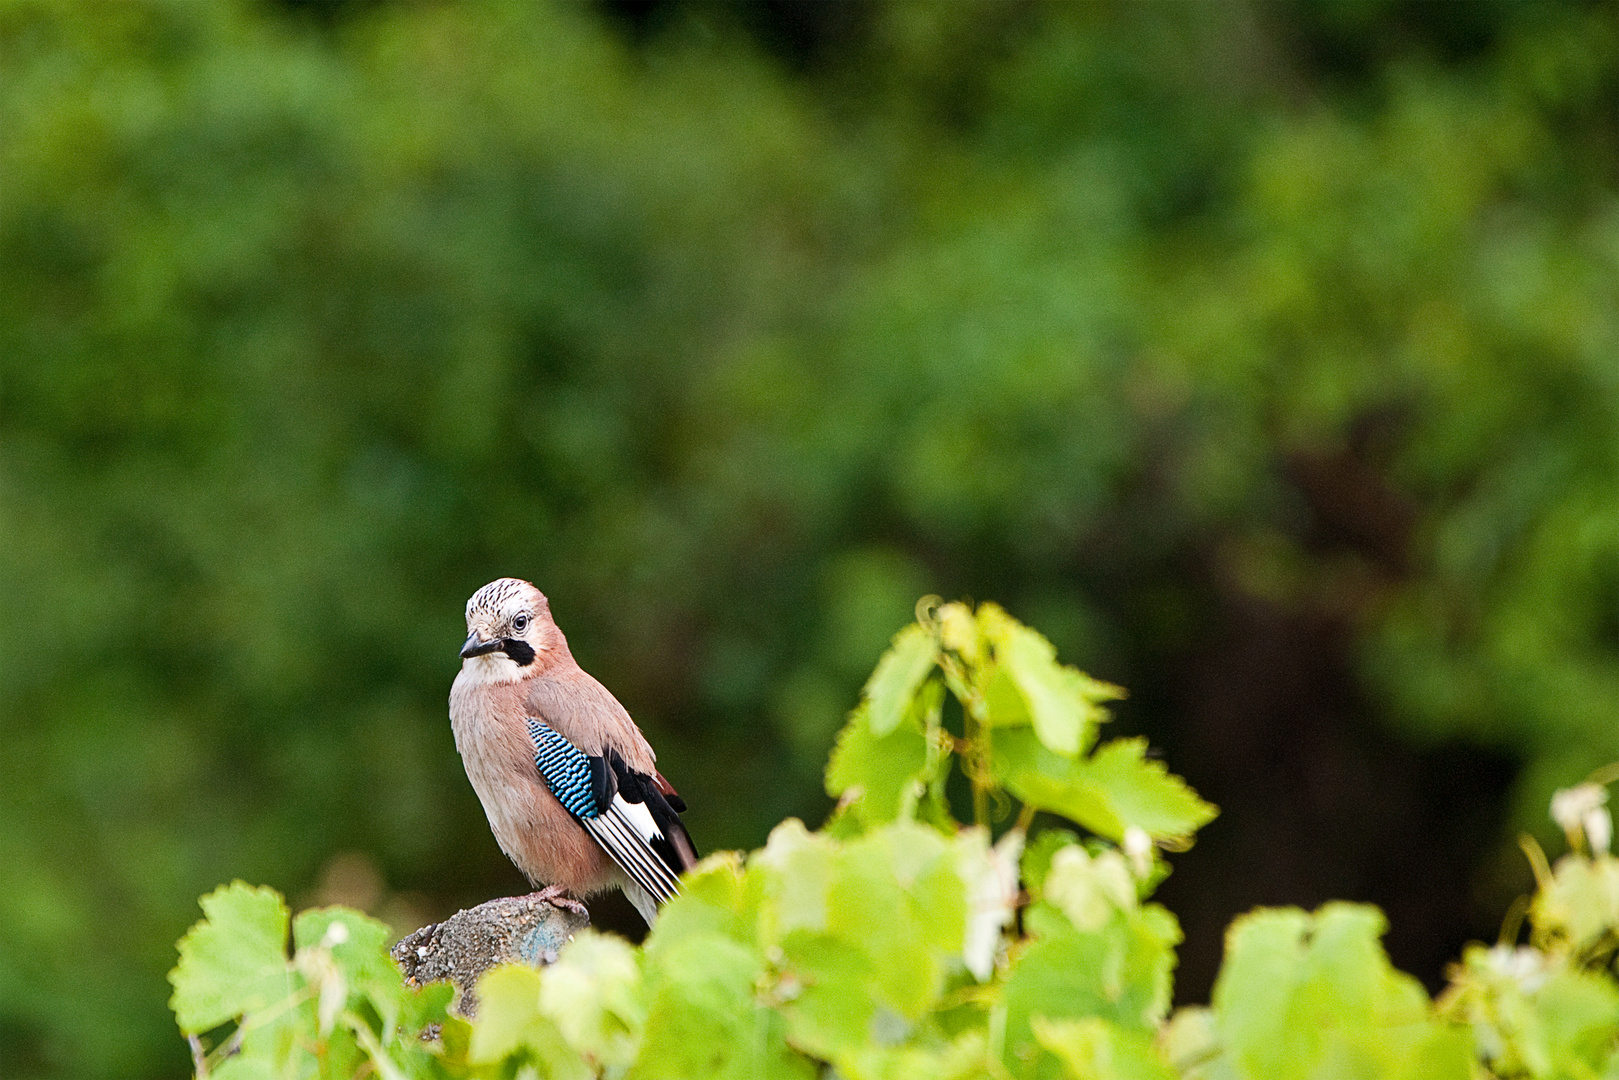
xmin=449 ymin=672 xmax=618 ymax=895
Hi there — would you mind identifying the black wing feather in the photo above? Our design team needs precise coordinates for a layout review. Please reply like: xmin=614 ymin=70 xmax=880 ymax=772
xmin=604 ymin=749 xmax=699 ymax=874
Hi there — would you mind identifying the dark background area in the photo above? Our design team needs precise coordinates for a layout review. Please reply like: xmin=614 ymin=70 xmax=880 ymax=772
xmin=4 ymin=1 xmax=1618 ymax=1076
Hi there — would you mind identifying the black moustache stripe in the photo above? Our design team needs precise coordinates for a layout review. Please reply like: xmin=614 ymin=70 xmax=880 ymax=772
xmin=502 ymin=638 xmax=536 ymax=666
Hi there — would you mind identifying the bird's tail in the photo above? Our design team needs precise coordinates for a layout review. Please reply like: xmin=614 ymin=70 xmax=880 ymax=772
xmin=622 ymin=880 xmax=659 ymax=928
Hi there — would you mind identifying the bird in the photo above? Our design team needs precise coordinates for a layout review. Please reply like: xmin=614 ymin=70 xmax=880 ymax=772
xmin=448 ymin=577 xmax=698 ymax=926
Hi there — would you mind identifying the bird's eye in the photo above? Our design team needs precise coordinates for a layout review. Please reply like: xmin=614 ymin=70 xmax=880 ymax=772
xmin=512 ymin=613 xmax=530 ymax=633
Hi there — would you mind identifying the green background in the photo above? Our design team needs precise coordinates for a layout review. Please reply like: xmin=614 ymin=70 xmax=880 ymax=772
xmin=4 ymin=1 xmax=1618 ymax=1075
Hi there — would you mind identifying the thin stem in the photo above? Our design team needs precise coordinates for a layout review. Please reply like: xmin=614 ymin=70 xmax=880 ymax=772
xmin=1496 ymin=893 xmax=1530 ymax=947
xmin=957 ymin=673 xmax=991 ymax=827
xmin=971 ymin=754 xmax=989 ymax=826
xmin=937 ymin=637 xmax=993 ymax=827
xmin=1519 ymin=833 xmax=1553 ymax=893
xmin=348 ymin=1011 xmax=409 ymax=1080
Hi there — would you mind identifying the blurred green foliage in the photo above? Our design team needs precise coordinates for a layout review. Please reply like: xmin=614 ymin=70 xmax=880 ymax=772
xmin=4 ymin=0 xmax=1619 ymax=1076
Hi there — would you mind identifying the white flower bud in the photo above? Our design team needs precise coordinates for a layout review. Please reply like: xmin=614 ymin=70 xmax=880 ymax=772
xmin=1586 ymin=805 xmax=1613 ymax=856
xmin=1551 ymin=783 xmax=1608 ymax=852
xmin=1485 ymin=944 xmax=1547 ymax=993
xmin=1123 ymin=826 xmax=1154 ymax=879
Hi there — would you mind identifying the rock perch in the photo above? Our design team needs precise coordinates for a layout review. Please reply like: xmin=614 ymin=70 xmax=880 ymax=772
xmin=391 ymin=894 xmax=590 ymax=1016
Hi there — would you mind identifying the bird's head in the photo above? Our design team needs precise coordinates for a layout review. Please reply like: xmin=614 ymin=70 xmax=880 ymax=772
xmin=459 ymin=577 xmax=561 ymax=683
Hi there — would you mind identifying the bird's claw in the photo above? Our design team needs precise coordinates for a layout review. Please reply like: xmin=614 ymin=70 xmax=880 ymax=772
xmin=529 ymin=884 xmax=589 ymax=917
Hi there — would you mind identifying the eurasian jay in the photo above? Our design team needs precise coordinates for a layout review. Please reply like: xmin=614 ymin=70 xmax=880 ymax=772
xmin=449 ymin=578 xmax=698 ymax=926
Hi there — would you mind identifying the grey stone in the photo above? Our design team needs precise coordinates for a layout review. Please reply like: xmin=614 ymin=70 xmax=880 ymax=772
xmin=390 ymin=894 xmax=590 ymax=1016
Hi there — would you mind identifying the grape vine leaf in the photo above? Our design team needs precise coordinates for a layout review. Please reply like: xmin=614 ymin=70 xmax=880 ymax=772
xmin=775 ymin=931 xmax=875 ymax=1061
xmin=292 ymin=907 xmax=404 ymax=1035
xmin=825 ymin=680 xmax=943 ymax=830
xmin=645 ymin=851 xmax=758 ymax=953
xmin=826 ymin=826 xmax=965 ymax=1020
xmin=1021 ymin=828 xmax=1082 ymax=899
xmin=862 ymin=624 xmax=939 ymax=737
xmin=995 ymin=729 xmax=1216 ymax=843
xmin=753 ymin=819 xmax=837 ymax=941
xmin=1032 ymin=1016 xmax=1176 ymax=1080
xmin=747 ymin=821 xmax=980 ymax=1067
xmin=1532 ymin=970 xmax=1619 ymax=1077
xmin=1210 ymin=904 xmax=1470 ymax=1080
xmin=980 ymin=604 xmax=1119 ymax=756
xmin=633 ymin=931 xmax=812 ymax=1080
xmin=1000 ymin=883 xmax=1180 ymax=1073
xmin=471 ymin=964 xmax=590 ymax=1077
xmin=1074 ymin=738 xmax=1218 ymax=840
xmin=169 ymin=881 xmax=292 ymax=1035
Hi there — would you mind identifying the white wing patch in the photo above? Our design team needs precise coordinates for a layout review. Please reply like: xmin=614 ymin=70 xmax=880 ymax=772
xmin=582 ymin=793 xmax=681 ymax=910
xmin=616 ymin=798 xmax=660 ymax=843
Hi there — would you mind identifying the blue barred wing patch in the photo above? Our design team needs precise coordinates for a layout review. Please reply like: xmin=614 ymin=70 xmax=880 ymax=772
xmin=527 ymin=720 xmax=601 ymax=819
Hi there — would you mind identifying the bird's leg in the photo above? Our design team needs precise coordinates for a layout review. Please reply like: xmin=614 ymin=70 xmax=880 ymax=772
xmin=528 ymin=883 xmax=589 ymax=916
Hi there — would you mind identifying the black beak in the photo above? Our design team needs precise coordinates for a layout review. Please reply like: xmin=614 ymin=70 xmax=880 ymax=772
xmin=460 ymin=632 xmax=504 ymax=660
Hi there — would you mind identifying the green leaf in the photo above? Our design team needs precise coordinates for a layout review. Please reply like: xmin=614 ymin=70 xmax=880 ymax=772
xmin=467 ymin=963 xmax=543 ymax=1062
xmin=826 ymin=680 xmax=944 ymax=830
xmin=754 ymin=823 xmax=977 ymax=1065
xmin=980 ymin=605 xmax=1119 ymax=756
xmin=775 ymin=931 xmax=876 ymax=1061
xmin=291 ymin=906 xmax=404 ymax=1034
xmin=1158 ymin=1007 xmax=1223 ymax=1078
xmin=1022 ymin=829 xmax=1083 ymax=899
xmin=539 ymin=930 xmax=645 ymax=1067
xmin=1042 ymin=844 xmax=1139 ymax=931
xmin=211 ymin=1005 xmax=311 ymax=1080
xmin=1535 ymin=969 xmax=1619 ymax=1077
xmin=399 ymin=981 xmax=456 ymax=1044
xmin=633 ymin=930 xmax=813 ymax=1080
xmin=209 ymin=1052 xmax=277 ymax=1080
xmin=1211 ymin=904 xmax=1470 ymax=1080
xmin=1032 ymin=1017 xmax=1176 ymax=1080
xmin=938 ymin=602 xmax=985 ymax=666
xmin=169 ymin=882 xmax=293 ymax=1035
xmin=1437 ymin=942 xmax=1619 ymax=1079
xmin=754 ymin=818 xmax=837 ymax=941
xmin=837 ymin=1032 xmax=993 ymax=1080
xmin=996 ymin=730 xmax=1215 ymax=844
xmin=1073 ymin=739 xmax=1218 ymax=841
xmin=827 ymin=830 xmax=950 ymax=1019
xmin=646 ymin=851 xmax=760 ymax=956
xmin=470 ymin=963 xmax=592 ymax=1078
xmin=862 ymin=623 xmax=940 ymax=737
xmin=1000 ymin=902 xmax=1181 ymax=1070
